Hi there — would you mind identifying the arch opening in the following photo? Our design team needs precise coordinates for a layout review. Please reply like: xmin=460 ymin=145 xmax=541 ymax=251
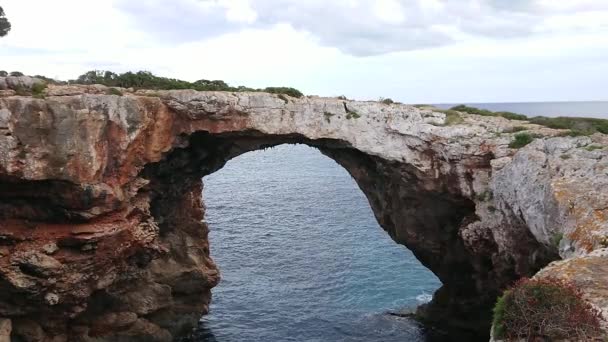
xmin=196 ymin=144 xmax=441 ymax=341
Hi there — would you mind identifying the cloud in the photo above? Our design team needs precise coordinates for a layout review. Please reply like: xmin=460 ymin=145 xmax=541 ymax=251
xmin=113 ymin=0 xmax=608 ymax=56
xmin=1 ymin=0 xmax=607 ymax=104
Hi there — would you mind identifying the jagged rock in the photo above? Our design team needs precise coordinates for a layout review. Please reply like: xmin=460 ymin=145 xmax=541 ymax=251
xmin=0 ymin=78 xmax=607 ymax=341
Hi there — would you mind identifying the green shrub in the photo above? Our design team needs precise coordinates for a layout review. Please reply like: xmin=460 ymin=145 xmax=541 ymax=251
xmin=509 ymin=132 xmax=535 ymax=148
xmin=0 ymin=70 xmax=7 ymax=77
xmin=451 ymin=104 xmax=497 ymax=117
xmin=13 ymin=85 xmax=29 ymax=96
xmin=380 ymin=97 xmax=394 ymax=105
xmin=451 ymin=105 xmax=529 ymax=121
xmin=529 ymin=116 xmax=608 ymax=136
xmin=107 ymin=87 xmax=123 ymax=96
xmin=496 ymin=111 xmax=528 ymax=121
xmin=346 ymin=111 xmax=361 ymax=119
xmin=264 ymin=87 xmax=303 ymax=98
xmin=492 ymin=277 xmax=603 ymax=341
xmin=443 ymin=110 xmax=464 ymax=126
xmin=31 ymin=82 xmax=46 ymax=98
xmin=69 ymin=70 xmax=304 ymax=97
xmin=551 ymin=232 xmax=564 ymax=248
xmin=9 ymin=71 xmax=24 ymax=77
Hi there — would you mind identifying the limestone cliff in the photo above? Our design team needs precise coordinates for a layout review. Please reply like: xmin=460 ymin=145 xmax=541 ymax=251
xmin=0 ymin=76 xmax=607 ymax=341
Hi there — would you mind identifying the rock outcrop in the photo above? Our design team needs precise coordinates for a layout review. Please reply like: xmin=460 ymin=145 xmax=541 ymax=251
xmin=0 ymin=77 xmax=607 ymax=341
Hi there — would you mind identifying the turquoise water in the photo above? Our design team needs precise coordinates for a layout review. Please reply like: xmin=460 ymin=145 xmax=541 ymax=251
xmin=194 ymin=102 xmax=608 ymax=341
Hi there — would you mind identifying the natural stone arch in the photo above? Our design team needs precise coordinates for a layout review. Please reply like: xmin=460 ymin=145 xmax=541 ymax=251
xmin=138 ymin=130 xmax=483 ymax=336
xmin=5 ymin=79 xmax=605 ymax=341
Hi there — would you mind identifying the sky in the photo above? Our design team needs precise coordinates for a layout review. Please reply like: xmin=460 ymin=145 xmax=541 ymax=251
xmin=1 ymin=0 xmax=607 ymax=103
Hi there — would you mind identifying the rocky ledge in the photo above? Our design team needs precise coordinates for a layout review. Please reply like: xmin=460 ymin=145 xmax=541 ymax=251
xmin=0 ymin=77 xmax=607 ymax=341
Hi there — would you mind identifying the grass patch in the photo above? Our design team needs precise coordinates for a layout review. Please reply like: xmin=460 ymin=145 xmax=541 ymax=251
xmin=107 ymin=87 xmax=123 ymax=96
xmin=560 ymin=154 xmax=571 ymax=160
xmin=509 ymin=132 xmax=536 ymax=148
xmin=492 ymin=277 xmax=603 ymax=341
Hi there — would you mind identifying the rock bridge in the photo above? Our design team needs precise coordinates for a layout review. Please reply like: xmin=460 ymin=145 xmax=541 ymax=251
xmin=1 ymin=77 xmax=607 ymax=341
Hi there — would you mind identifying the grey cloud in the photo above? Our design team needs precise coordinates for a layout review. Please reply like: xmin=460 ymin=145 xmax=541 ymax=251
xmin=115 ymin=0 xmax=608 ymax=56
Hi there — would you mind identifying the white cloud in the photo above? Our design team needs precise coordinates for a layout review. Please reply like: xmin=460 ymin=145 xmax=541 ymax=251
xmin=373 ymin=0 xmax=406 ymax=25
xmin=0 ymin=0 xmax=607 ymax=103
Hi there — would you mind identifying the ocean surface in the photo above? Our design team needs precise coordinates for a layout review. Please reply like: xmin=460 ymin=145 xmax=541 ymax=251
xmin=193 ymin=102 xmax=607 ymax=342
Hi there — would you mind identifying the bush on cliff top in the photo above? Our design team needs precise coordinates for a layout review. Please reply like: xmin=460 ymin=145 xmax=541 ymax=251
xmin=492 ymin=277 xmax=604 ymax=341
xmin=509 ymin=132 xmax=535 ymax=148
xmin=451 ymin=105 xmax=528 ymax=121
xmin=450 ymin=105 xmax=608 ymax=136
xmin=70 ymin=70 xmax=305 ymax=98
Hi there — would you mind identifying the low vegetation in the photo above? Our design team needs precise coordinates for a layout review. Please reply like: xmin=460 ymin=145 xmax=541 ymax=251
xmin=493 ymin=277 xmax=604 ymax=341
xmin=31 ymin=83 xmax=46 ymax=99
xmin=448 ymin=105 xmax=608 ymax=136
xmin=69 ymin=70 xmax=305 ymax=98
xmin=107 ymin=87 xmax=123 ymax=96
xmin=380 ymin=97 xmax=394 ymax=105
xmin=451 ymin=105 xmax=528 ymax=121
xmin=551 ymin=232 xmax=564 ymax=248
xmin=509 ymin=132 xmax=535 ymax=148
xmin=529 ymin=116 xmax=608 ymax=136
xmin=346 ymin=110 xmax=361 ymax=119
xmin=442 ymin=110 xmax=464 ymax=126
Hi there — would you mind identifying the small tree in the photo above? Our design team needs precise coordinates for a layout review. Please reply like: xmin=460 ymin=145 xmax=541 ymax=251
xmin=9 ymin=71 xmax=24 ymax=77
xmin=0 ymin=6 xmax=11 ymax=37
xmin=0 ymin=71 xmax=7 ymax=77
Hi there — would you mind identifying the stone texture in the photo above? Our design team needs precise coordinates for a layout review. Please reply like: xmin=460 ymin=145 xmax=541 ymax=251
xmin=0 ymin=319 xmax=10 ymax=342
xmin=0 ymin=78 xmax=607 ymax=341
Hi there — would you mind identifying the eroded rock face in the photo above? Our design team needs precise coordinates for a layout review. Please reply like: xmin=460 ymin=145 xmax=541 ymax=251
xmin=0 ymin=78 xmax=607 ymax=341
